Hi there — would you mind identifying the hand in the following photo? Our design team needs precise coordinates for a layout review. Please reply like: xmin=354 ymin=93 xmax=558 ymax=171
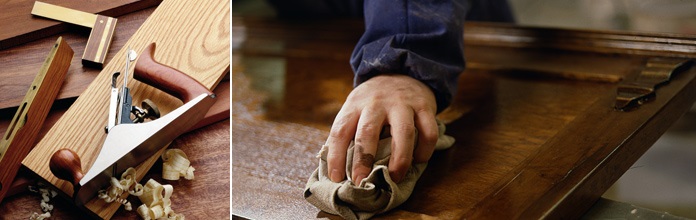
xmin=326 ymin=74 xmax=438 ymax=184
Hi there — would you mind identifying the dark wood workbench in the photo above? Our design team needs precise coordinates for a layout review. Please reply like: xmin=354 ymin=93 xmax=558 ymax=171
xmin=0 ymin=6 xmax=230 ymax=219
xmin=232 ymin=17 xmax=696 ymax=219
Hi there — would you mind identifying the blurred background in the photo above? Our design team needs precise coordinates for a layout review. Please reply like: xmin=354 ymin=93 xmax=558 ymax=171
xmin=233 ymin=0 xmax=696 ymax=218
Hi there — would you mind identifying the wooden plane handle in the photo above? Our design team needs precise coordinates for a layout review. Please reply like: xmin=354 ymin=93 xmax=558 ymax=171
xmin=134 ymin=43 xmax=213 ymax=103
xmin=49 ymin=148 xmax=84 ymax=187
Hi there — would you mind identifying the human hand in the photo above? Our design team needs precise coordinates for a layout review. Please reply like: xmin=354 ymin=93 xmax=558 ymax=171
xmin=326 ymin=74 xmax=438 ymax=185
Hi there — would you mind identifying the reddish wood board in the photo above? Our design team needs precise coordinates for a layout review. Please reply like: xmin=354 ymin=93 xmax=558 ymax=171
xmin=0 ymin=0 xmax=160 ymax=50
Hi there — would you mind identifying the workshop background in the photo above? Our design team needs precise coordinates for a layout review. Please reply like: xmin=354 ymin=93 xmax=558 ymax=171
xmin=233 ymin=0 xmax=696 ymax=218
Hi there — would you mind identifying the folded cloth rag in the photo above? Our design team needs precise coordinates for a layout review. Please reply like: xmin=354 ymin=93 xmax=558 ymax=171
xmin=304 ymin=120 xmax=454 ymax=220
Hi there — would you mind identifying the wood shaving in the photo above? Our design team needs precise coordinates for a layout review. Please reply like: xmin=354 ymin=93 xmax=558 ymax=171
xmin=136 ymin=179 xmax=184 ymax=220
xmin=29 ymin=212 xmax=51 ymax=220
xmin=97 ymin=166 xmax=186 ymax=219
xmin=28 ymin=184 xmax=57 ymax=220
xmin=161 ymin=149 xmax=195 ymax=180
xmin=97 ymin=167 xmax=143 ymax=211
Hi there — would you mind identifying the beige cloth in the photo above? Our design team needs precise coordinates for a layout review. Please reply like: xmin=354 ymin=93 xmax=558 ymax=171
xmin=304 ymin=121 xmax=454 ymax=220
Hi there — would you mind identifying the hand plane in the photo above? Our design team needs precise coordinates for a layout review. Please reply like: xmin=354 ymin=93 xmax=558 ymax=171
xmin=49 ymin=43 xmax=216 ymax=206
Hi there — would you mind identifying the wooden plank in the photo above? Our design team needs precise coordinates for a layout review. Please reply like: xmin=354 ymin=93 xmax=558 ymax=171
xmin=0 ymin=4 xmax=159 ymax=110
xmin=231 ymin=18 xmax=696 ymax=219
xmin=0 ymin=0 xmax=160 ymax=50
xmin=23 ymin=0 xmax=229 ymax=218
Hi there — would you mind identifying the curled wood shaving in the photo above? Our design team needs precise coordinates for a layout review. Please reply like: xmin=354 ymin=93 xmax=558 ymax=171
xmin=136 ymin=179 xmax=185 ymax=220
xmin=28 ymin=184 xmax=57 ymax=220
xmin=97 ymin=167 xmax=143 ymax=211
xmin=29 ymin=212 xmax=51 ymax=220
xmin=162 ymin=149 xmax=195 ymax=181
xmin=96 ymin=150 xmax=192 ymax=219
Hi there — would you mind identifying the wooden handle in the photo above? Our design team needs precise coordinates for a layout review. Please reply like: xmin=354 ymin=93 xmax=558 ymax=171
xmin=134 ymin=43 xmax=213 ymax=103
xmin=49 ymin=148 xmax=84 ymax=187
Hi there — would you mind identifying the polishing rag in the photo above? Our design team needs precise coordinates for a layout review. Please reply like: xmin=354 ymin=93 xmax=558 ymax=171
xmin=304 ymin=120 xmax=454 ymax=220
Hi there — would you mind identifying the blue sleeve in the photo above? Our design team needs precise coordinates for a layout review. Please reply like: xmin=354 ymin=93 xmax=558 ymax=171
xmin=350 ymin=0 xmax=468 ymax=112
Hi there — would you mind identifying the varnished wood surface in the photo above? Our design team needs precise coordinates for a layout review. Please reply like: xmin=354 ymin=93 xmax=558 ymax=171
xmin=0 ymin=6 xmax=158 ymax=110
xmin=22 ymin=0 xmax=230 ymax=218
xmin=232 ymin=17 xmax=696 ymax=219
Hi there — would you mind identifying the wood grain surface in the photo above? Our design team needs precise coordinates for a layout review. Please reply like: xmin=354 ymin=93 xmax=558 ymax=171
xmin=232 ymin=17 xmax=696 ymax=219
xmin=0 ymin=6 xmax=159 ymax=110
xmin=22 ymin=0 xmax=230 ymax=218
xmin=0 ymin=0 xmax=160 ymax=50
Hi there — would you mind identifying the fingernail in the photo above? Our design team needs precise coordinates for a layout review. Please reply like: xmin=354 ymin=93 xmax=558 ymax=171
xmin=330 ymin=169 xmax=341 ymax=182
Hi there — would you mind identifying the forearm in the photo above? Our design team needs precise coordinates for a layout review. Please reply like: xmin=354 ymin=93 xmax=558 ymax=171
xmin=350 ymin=0 xmax=468 ymax=112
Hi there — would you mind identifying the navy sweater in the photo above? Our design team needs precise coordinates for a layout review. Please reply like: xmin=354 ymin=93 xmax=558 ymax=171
xmin=267 ymin=0 xmax=514 ymax=112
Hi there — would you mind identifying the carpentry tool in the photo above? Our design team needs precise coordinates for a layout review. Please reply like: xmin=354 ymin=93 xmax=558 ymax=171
xmin=31 ymin=1 xmax=117 ymax=68
xmin=0 ymin=37 xmax=73 ymax=203
xmin=49 ymin=43 xmax=216 ymax=206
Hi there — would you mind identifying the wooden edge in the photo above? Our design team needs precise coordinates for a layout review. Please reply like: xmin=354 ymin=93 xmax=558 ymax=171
xmin=232 ymin=17 xmax=696 ymax=60
xmin=463 ymin=22 xmax=696 ymax=59
xmin=461 ymin=65 xmax=696 ymax=219
xmin=539 ymin=66 xmax=696 ymax=218
xmin=186 ymin=80 xmax=230 ymax=133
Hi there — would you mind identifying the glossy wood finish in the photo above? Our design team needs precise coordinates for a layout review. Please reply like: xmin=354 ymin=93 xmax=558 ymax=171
xmin=232 ymin=17 xmax=696 ymax=219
